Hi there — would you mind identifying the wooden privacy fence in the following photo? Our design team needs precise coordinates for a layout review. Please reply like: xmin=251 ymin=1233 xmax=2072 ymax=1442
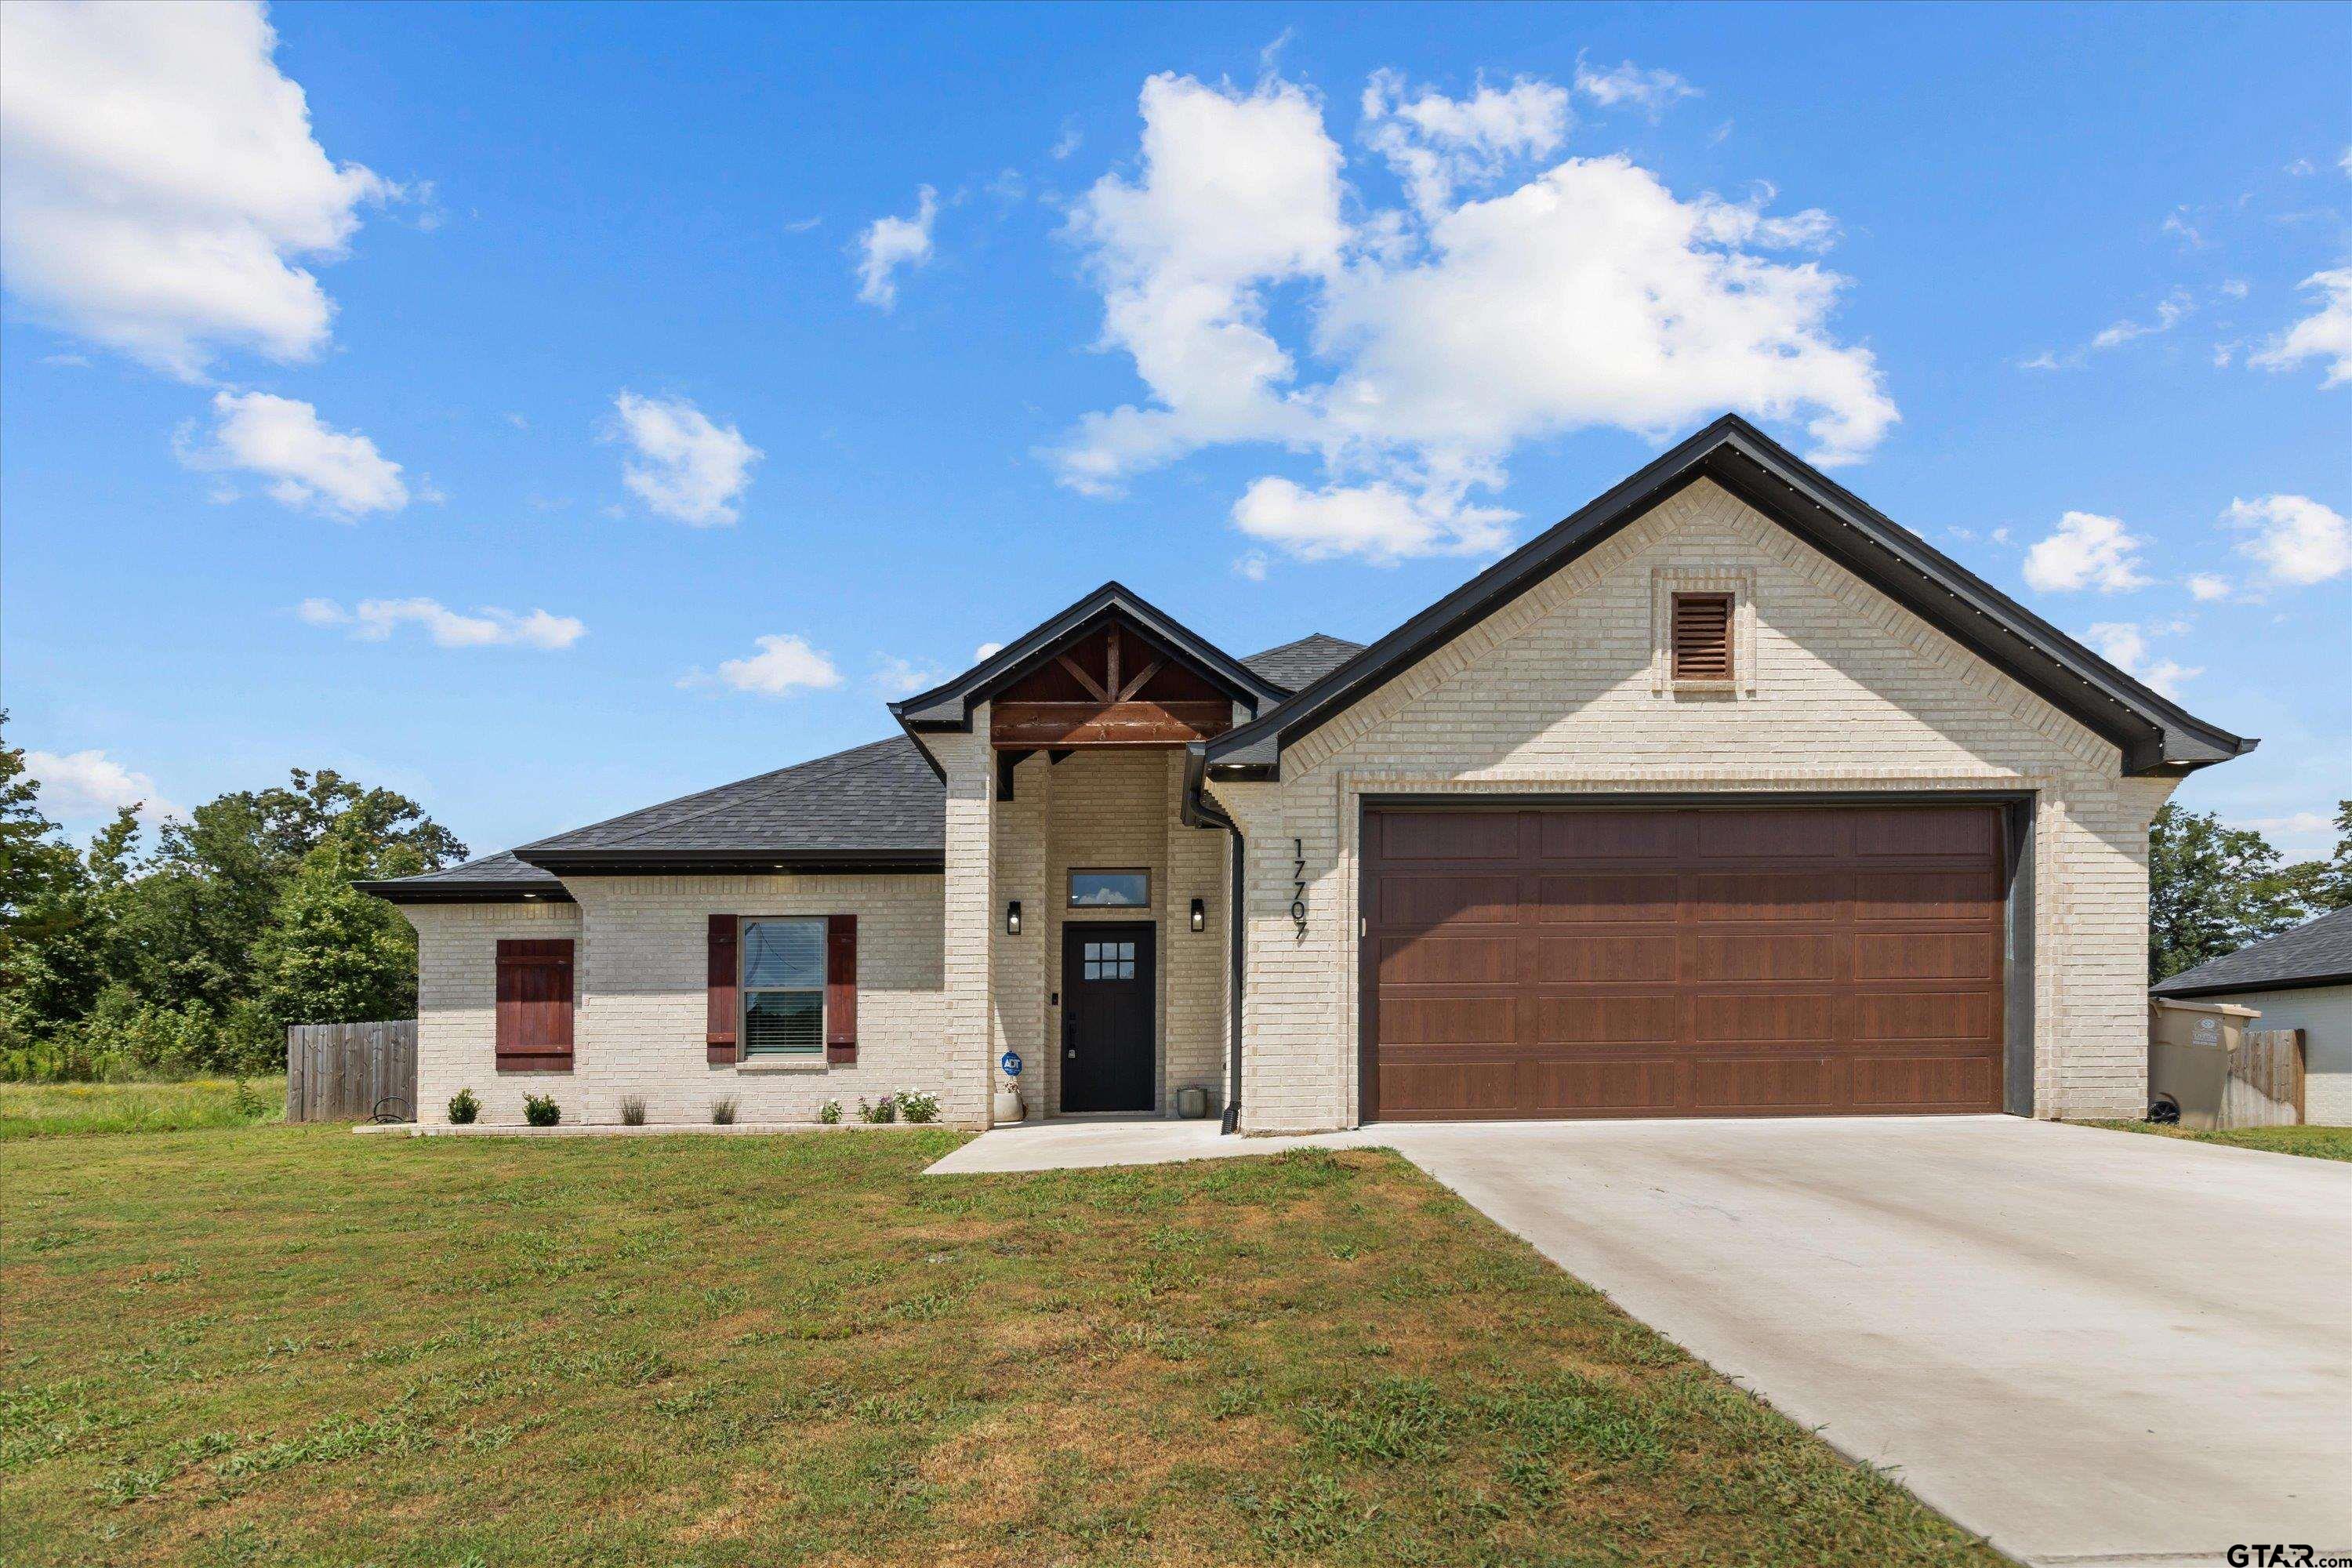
xmin=2226 ymin=1028 xmax=2306 ymax=1129
xmin=285 ymin=1020 xmax=417 ymax=1123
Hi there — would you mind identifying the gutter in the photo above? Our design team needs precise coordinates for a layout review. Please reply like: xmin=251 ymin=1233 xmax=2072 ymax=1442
xmin=1222 ymin=818 xmax=1244 ymax=1135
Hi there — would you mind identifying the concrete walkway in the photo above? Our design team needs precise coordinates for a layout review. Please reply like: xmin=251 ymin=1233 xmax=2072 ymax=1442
xmin=927 ymin=1115 xmax=2352 ymax=1567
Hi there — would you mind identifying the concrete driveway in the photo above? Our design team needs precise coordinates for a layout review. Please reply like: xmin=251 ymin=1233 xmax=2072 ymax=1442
xmin=933 ymin=1115 xmax=2352 ymax=1566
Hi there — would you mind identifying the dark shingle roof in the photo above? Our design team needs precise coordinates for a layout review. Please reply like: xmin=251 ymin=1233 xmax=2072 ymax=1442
xmin=514 ymin=735 xmax=945 ymax=869
xmin=1242 ymin=633 xmax=1364 ymax=693
xmin=357 ymin=851 xmax=570 ymax=903
xmin=2151 ymin=906 xmax=2352 ymax=998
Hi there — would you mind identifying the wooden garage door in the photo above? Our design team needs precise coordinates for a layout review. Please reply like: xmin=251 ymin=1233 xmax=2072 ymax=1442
xmin=1363 ymin=804 xmax=2007 ymax=1120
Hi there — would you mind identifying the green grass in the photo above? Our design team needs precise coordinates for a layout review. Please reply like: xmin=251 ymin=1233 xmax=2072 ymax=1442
xmin=0 ymin=1078 xmax=284 ymax=1141
xmin=1 ymin=1126 xmax=1998 ymax=1568
xmin=2081 ymin=1119 xmax=2352 ymax=1162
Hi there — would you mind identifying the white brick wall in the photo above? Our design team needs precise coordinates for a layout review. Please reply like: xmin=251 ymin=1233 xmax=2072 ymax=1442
xmin=1209 ymin=478 xmax=2179 ymax=1132
xmin=405 ymin=873 xmax=946 ymax=1127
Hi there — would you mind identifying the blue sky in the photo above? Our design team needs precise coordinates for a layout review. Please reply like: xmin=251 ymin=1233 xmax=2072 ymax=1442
xmin=3 ymin=2 xmax=2347 ymax=861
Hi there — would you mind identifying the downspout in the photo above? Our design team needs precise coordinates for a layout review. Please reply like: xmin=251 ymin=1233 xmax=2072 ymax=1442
xmin=1183 ymin=742 xmax=1245 ymax=1135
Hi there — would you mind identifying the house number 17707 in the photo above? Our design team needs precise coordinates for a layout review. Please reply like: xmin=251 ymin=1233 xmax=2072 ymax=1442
xmin=1291 ymin=838 xmax=1308 ymax=938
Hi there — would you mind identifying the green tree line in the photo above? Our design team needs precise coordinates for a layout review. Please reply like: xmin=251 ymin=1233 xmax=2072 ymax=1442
xmin=2149 ymin=797 xmax=2350 ymax=980
xmin=0 ymin=713 xmax=465 ymax=1081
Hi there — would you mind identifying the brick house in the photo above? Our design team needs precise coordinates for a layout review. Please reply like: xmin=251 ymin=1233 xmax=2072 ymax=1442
xmin=363 ymin=416 xmax=2254 ymax=1131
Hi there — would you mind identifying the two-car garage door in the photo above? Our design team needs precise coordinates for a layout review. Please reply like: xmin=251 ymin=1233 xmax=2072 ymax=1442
xmin=1363 ymin=804 xmax=2010 ymax=1121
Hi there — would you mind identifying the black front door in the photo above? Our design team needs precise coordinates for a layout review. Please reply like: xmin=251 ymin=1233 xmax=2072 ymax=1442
xmin=1061 ymin=923 xmax=1155 ymax=1112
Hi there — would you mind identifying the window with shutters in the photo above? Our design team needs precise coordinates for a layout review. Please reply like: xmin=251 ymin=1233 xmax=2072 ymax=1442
xmin=495 ymin=939 xmax=574 ymax=1071
xmin=1671 ymin=593 xmax=1734 ymax=683
xmin=741 ymin=918 xmax=826 ymax=1054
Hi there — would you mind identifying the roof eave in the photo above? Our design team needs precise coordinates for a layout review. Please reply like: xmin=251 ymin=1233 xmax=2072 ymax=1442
xmin=354 ymin=880 xmax=575 ymax=906
xmin=515 ymin=847 xmax=945 ymax=877
xmin=2152 ymin=969 xmax=2352 ymax=1000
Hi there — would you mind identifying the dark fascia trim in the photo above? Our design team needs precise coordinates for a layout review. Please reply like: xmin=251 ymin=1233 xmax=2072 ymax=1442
xmin=1178 ymin=741 xmax=1236 ymax=831
xmin=2153 ymin=971 xmax=2352 ymax=1001
xmin=517 ymin=848 xmax=944 ymax=877
xmin=1201 ymin=415 xmax=2256 ymax=782
xmin=888 ymin=580 xmax=1287 ymax=734
xmin=1355 ymin=786 xmax=2041 ymax=810
xmin=355 ymin=880 xmax=575 ymax=906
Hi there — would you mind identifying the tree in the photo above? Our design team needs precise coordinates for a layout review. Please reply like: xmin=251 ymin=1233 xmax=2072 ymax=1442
xmin=2147 ymin=803 xmax=2309 ymax=981
xmin=253 ymin=838 xmax=422 ymax=1028
xmin=2274 ymin=799 xmax=2352 ymax=915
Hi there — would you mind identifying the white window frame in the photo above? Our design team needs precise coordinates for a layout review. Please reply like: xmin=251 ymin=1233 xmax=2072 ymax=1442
xmin=740 ymin=916 xmax=826 ymax=1056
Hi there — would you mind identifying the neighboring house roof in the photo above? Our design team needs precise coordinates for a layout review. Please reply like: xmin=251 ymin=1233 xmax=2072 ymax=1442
xmin=356 ymin=850 xmax=572 ymax=904
xmin=892 ymin=581 xmax=1292 ymax=736
xmin=1242 ymin=633 xmax=1366 ymax=693
xmin=1200 ymin=414 xmax=2256 ymax=782
xmin=2151 ymin=906 xmax=2352 ymax=999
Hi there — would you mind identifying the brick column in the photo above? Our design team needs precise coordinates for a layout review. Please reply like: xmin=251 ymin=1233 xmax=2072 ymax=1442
xmin=989 ymin=750 xmax=1049 ymax=1119
xmin=934 ymin=714 xmax=996 ymax=1128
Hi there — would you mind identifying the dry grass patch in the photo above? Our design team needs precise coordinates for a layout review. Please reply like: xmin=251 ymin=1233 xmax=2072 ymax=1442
xmin=2 ymin=1127 xmax=1998 ymax=1566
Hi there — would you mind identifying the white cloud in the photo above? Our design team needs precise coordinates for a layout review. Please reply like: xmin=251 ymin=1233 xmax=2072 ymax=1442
xmin=610 ymin=391 xmax=760 ymax=525
xmin=1361 ymin=70 xmax=1570 ymax=216
xmin=24 ymin=747 xmax=183 ymax=827
xmin=2249 ymin=268 xmax=2352 ymax=387
xmin=179 ymin=390 xmax=408 ymax=517
xmin=1051 ymin=118 xmax=1083 ymax=161
xmin=1232 ymin=475 xmax=1514 ymax=564
xmin=2020 ymin=511 xmax=2151 ymax=593
xmin=973 ymin=641 xmax=1005 ymax=662
xmin=855 ymin=184 xmax=938 ymax=309
xmin=2087 ymin=289 xmax=2194 ymax=350
xmin=872 ymin=655 xmax=946 ymax=695
xmin=2223 ymin=494 xmax=2350 ymax=586
xmin=1234 ymin=550 xmax=1270 ymax=582
xmin=1052 ymin=71 xmax=1893 ymax=565
xmin=1571 ymin=56 xmax=1700 ymax=117
xmin=691 ymin=634 xmax=842 ymax=697
xmin=2185 ymin=572 xmax=2233 ymax=601
xmin=0 ymin=0 xmax=394 ymax=379
xmin=2159 ymin=209 xmax=2204 ymax=249
xmin=299 ymin=597 xmax=583 ymax=649
xmin=2087 ymin=622 xmax=2200 ymax=699
xmin=2220 ymin=278 xmax=2250 ymax=299
xmin=2342 ymin=146 xmax=2352 ymax=176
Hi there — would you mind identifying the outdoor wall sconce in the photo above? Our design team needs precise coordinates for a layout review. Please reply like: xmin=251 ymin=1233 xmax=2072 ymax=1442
xmin=1006 ymin=900 xmax=1022 ymax=936
xmin=1189 ymin=897 xmax=1206 ymax=933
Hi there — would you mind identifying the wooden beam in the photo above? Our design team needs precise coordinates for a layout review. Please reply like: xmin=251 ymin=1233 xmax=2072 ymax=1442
xmin=992 ymin=699 xmax=1230 ymax=747
xmin=1054 ymin=654 xmax=1109 ymax=702
xmin=1047 ymin=749 xmax=1074 ymax=765
xmin=1105 ymin=626 xmax=1121 ymax=699
xmin=1114 ymin=656 xmax=1164 ymax=703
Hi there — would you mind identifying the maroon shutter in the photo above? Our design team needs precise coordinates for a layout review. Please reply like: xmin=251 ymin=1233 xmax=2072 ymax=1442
xmin=826 ymin=914 xmax=858 ymax=1063
xmin=495 ymin=939 xmax=574 ymax=1071
xmin=706 ymin=915 xmax=739 ymax=1065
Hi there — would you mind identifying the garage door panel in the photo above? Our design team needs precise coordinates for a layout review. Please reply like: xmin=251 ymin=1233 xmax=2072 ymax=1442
xmin=1531 ymin=993 xmax=1679 ymax=1044
xmin=1853 ymin=990 xmax=1997 ymax=1044
xmin=1687 ymin=992 xmax=1840 ymax=1046
xmin=1378 ymin=873 xmax=1519 ymax=931
xmin=1686 ymin=870 xmax=1853 ymax=923
xmin=1532 ymin=933 xmax=1676 ymax=983
xmin=1537 ymin=811 xmax=1679 ymax=860
xmin=1368 ymin=804 xmax=2007 ymax=1121
xmin=1692 ymin=1057 xmax=1840 ymax=1111
xmin=1377 ymin=934 xmax=1515 ymax=986
xmin=1530 ymin=873 xmax=1678 ymax=924
xmin=1683 ymin=932 xmax=1843 ymax=982
xmin=1378 ymin=994 xmax=1515 ymax=1046
xmin=1853 ymin=932 xmax=1998 ymax=982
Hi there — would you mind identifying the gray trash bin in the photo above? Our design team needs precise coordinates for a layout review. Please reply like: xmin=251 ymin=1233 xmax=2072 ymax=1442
xmin=2147 ymin=998 xmax=2259 ymax=1130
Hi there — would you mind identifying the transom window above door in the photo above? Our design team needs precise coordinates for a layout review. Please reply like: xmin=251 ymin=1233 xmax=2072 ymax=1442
xmin=1069 ymin=869 xmax=1149 ymax=908
xmin=741 ymin=917 xmax=825 ymax=1054
xmin=1081 ymin=939 xmax=1138 ymax=981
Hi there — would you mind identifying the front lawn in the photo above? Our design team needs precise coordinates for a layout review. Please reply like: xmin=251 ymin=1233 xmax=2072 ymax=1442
xmin=2 ymin=1126 xmax=1996 ymax=1567
xmin=0 ymin=1077 xmax=284 ymax=1142
xmin=2080 ymin=1119 xmax=2352 ymax=1162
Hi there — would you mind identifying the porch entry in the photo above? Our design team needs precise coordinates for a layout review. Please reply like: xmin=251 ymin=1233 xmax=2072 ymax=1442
xmin=1061 ymin=922 xmax=1156 ymax=1112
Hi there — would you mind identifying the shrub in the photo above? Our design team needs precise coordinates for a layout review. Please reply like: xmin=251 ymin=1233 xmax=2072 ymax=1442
xmin=817 ymin=1099 xmax=842 ymax=1125
xmin=892 ymin=1089 xmax=939 ymax=1125
xmin=619 ymin=1095 xmax=648 ymax=1127
xmin=447 ymin=1088 xmax=480 ymax=1125
xmin=710 ymin=1098 xmax=738 ymax=1126
xmin=230 ymin=1078 xmax=267 ymax=1120
xmin=857 ymin=1096 xmax=895 ymax=1125
xmin=522 ymin=1093 xmax=561 ymax=1128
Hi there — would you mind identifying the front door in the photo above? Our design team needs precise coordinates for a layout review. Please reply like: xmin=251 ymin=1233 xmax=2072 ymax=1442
xmin=1061 ymin=922 xmax=1155 ymax=1112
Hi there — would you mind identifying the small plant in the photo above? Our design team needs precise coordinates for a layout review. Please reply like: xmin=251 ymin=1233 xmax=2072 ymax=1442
xmin=857 ymin=1096 xmax=895 ymax=1125
xmin=522 ymin=1093 xmax=561 ymax=1128
xmin=710 ymin=1098 xmax=738 ymax=1126
xmin=818 ymin=1099 xmax=842 ymax=1125
xmin=892 ymin=1089 xmax=940 ymax=1125
xmin=447 ymin=1088 xmax=481 ymax=1125
xmin=230 ymin=1076 xmax=267 ymax=1120
xmin=619 ymin=1095 xmax=648 ymax=1127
